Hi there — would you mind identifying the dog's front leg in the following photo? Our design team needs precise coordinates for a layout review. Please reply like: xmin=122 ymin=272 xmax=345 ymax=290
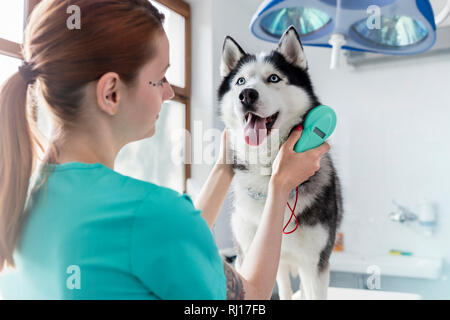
xmin=306 ymin=263 xmax=330 ymax=300
xmin=312 ymin=264 xmax=330 ymax=300
xmin=276 ymin=261 xmax=293 ymax=300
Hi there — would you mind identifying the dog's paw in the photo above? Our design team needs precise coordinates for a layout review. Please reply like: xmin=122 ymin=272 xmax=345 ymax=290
xmin=292 ymin=290 xmax=302 ymax=300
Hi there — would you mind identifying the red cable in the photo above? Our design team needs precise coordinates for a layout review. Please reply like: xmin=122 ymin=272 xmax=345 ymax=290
xmin=283 ymin=186 xmax=299 ymax=234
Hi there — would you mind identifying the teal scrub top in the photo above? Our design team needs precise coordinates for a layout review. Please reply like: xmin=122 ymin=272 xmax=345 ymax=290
xmin=0 ymin=162 xmax=226 ymax=300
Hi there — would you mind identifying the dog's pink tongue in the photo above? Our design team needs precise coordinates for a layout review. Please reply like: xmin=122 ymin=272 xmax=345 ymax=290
xmin=244 ymin=113 xmax=267 ymax=146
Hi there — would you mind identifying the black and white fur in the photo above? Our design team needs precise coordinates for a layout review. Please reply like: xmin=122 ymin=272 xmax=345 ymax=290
xmin=217 ymin=26 xmax=343 ymax=300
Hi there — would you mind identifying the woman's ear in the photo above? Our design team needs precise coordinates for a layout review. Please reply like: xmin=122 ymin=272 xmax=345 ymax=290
xmin=276 ymin=26 xmax=308 ymax=69
xmin=96 ymin=72 xmax=120 ymax=116
xmin=220 ymin=36 xmax=246 ymax=78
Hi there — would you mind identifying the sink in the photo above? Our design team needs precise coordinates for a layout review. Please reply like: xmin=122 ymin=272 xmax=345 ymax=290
xmin=329 ymin=252 xmax=443 ymax=279
xmin=292 ymin=287 xmax=421 ymax=300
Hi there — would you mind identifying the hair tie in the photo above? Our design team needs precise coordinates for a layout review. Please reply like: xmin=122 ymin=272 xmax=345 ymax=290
xmin=18 ymin=61 xmax=38 ymax=85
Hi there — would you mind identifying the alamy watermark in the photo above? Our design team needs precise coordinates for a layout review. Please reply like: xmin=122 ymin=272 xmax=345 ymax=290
xmin=66 ymin=265 xmax=81 ymax=290
xmin=169 ymin=122 xmax=283 ymax=172
xmin=66 ymin=5 xmax=81 ymax=30
xmin=367 ymin=5 xmax=382 ymax=30
xmin=366 ymin=265 xmax=381 ymax=290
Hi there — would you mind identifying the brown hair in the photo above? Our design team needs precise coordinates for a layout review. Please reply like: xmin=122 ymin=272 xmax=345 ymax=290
xmin=0 ymin=0 xmax=165 ymax=271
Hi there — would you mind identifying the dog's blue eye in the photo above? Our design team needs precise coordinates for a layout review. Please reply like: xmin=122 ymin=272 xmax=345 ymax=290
xmin=236 ymin=77 xmax=246 ymax=86
xmin=268 ymin=74 xmax=281 ymax=83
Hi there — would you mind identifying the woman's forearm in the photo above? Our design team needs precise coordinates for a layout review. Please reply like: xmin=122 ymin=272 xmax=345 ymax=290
xmin=238 ymin=180 xmax=289 ymax=299
xmin=195 ymin=162 xmax=234 ymax=229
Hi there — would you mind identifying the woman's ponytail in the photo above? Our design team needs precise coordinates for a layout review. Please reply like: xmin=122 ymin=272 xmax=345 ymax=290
xmin=0 ymin=71 xmax=44 ymax=271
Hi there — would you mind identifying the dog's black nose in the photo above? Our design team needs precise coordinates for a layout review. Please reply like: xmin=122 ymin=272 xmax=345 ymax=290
xmin=239 ymin=88 xmax=259 ymax=106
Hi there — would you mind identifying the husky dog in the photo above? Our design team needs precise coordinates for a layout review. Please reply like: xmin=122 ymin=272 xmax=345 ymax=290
xmin=217 ymin=26 xmax=343 ymax=300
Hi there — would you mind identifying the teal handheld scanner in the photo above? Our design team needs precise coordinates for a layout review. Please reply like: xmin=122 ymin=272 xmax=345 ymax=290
xmin=294 ymin=105 xmax=336 ymax=153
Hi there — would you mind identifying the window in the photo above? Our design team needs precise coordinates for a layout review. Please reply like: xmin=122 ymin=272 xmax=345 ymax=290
xmin=0 ymin=0 xmax=25 ymax=44
xmin=0 ymin=0 xmax=191 ymax=194
xmin=115 ymin=100 xmax=187 ymax=192
xmin=0 ymin=0 xmax=28 ymax=85
xmin=115 ymin=0 xmax=191 ymax=193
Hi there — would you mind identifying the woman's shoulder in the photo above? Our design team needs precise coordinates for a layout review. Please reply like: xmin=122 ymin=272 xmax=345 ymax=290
xmin=100 ymin=166 xmax=190 ymax=203
xmin=137 ymin=184 xmax=199 ymax=222
xmin=119 ymin=174 xmax=193 ymax=208
xmin=68 ymin=163 xmax=198 ymax=219
xmin=131 ymin=181 xmax=207 ymax=248
xmin=110 ymin=171 xmax=199 ymax=219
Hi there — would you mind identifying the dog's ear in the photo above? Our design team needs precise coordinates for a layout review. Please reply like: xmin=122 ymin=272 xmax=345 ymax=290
xmin=221 ymin=36 xmax=246 ymax=78
xmin=276 ymin=26 xmax=308 ymax=69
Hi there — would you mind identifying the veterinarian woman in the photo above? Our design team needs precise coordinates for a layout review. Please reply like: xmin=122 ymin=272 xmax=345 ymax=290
xmin=0 ymin=0 xmax=329 ymax=300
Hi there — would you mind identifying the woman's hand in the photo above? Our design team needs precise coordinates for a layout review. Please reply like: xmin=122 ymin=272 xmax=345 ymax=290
xmin=215 ymin=128 xmax=234 ymax=177
xmin=196 ymin=128 xmax=235 ymax=229
xmin=270 ymin=125 xmax=330 ymax=194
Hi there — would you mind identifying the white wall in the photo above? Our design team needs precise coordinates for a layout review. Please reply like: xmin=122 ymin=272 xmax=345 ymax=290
xmin=307 ymin=49 xmax=450 ymax=259
xmin=187 ymin=0 xmax=450 ymax=298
